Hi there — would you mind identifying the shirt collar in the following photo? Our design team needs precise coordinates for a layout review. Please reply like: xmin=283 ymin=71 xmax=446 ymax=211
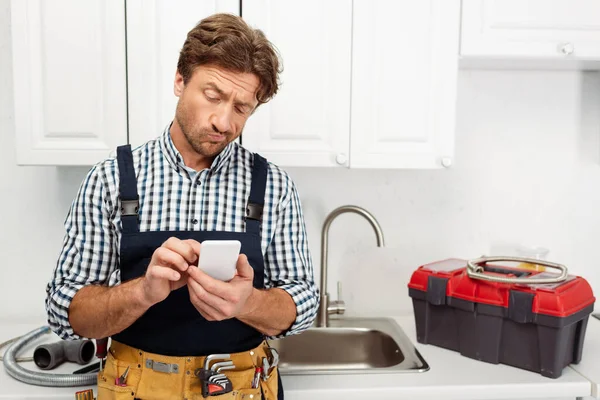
xmin=159 ymin=124 xmax=235 ymax=174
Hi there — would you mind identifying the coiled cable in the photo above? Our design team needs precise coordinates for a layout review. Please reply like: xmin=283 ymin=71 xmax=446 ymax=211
xmin=2 ymin=326 xmax=97 ymax=387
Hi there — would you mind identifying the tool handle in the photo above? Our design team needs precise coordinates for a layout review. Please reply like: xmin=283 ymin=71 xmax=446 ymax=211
xmin=75 ymin=389 xmax=94 ymax=400
xmin=467 ymin=256 xmax=568 ymax=284
xmin=95 ymin=338 xmax=109 ymax=359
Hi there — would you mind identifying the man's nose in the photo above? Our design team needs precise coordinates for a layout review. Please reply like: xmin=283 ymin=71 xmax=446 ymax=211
xmin=210 ymin=107 xmax=232 ymax=134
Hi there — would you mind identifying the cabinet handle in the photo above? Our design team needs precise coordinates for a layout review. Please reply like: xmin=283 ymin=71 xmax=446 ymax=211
xmin=441 ymin=157 xmax=452 ymax=168
xmin=558 ymin=42 xmax=574 ymax=56
xmin=336 ymin=153 xmax=347 ymax=165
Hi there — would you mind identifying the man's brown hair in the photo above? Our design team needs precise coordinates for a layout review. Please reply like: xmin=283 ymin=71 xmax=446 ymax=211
xmin=177 ymin=13 xmax=282 ymax=106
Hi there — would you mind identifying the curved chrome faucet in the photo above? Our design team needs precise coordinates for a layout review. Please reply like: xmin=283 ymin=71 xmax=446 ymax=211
xmin=316 ymin=205 xmax=385 ymax=327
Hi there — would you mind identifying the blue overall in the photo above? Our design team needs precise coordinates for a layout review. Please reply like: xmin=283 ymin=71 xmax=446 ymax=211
xmin=111 ymin=144 xmax=283 ymax=399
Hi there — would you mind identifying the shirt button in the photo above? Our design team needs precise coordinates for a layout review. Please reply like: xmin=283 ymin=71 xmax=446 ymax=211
xmin=195 ymin=181 xmax=201 ymax=186
xmin=191 ymin=219 xmax=198 ymax=225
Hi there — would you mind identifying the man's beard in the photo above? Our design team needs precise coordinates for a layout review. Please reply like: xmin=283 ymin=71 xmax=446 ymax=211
xmin=176 ymin=104 xmax=231 ymax=158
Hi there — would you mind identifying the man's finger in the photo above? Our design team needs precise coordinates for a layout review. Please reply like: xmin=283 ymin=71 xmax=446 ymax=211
xmin=154 ymin=247 xmax=189 ymax=272
xmin=183 ymin=239 xmax=202 ymax=264
xmin=163 ymin=237 xmax=198 ymax=265
xmin=187 ymin=274 xmax=229 ymax=308
xmin=148 ymin=265 xmax=181 ymax=282
xmin=235 ymin=254 xmax=254 ymax=279
xmin=187 ymin=265 xmax=230 ymax=296
xmin=188 ymin=278 xmax=225 ymax=320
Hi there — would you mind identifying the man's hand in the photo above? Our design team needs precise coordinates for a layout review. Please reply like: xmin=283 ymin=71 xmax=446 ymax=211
xmin=140 ymin=237 xmax=201 ymax=307
xmin=187 ymin=253 xmax=255 ymax=321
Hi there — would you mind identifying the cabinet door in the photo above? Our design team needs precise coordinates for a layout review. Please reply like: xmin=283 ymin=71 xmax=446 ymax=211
xmin=350 ymin=0 xmax=460 ymax=169
xmin=11 ymin=0 xmax=127 ymax=165
xmin=461 ymin=0 xmax=600 ymax=59
xmin=241 ymin=0 xmax=352 ymax=168
xmin=127 ymin=0 xmax=239 ymax=148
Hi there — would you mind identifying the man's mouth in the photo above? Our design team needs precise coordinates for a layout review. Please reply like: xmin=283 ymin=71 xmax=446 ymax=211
xmin=207 ymin=134 xmax=226 ymax=143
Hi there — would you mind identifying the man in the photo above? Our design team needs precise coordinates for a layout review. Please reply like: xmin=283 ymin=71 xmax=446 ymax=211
xmin=45 ymin=13 xmax=319 ymax=399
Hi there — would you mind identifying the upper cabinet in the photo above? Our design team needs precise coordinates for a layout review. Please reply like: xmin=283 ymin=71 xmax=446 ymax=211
xmin=350 ymin=0 xmax=460 ymax=169
xmin=461 ymin=0 xmax=600 ymax=60
xmin=242 ymin=0 xmax=459 ymax=169
xmin=13 ymin=1 xmax=598 ymax=167
xmin=126 ymin=0 xmax=239 ymax=149
xmin=11 ymin=0 xmax=127 ymax=165
xmin=241 ymin=0 xmax=352 ymax=168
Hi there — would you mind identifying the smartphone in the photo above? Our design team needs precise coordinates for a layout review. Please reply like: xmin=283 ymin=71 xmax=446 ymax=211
xmin=197 ymin=240 xmax=242 ymax=281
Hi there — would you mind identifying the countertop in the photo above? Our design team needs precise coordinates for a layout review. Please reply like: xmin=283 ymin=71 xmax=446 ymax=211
xmin=0 ymin=315 xmax=595 ymax=400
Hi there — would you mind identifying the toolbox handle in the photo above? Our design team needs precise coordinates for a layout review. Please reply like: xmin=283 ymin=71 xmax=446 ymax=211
xmin=467 ymin=256 xmax=568 ymax=284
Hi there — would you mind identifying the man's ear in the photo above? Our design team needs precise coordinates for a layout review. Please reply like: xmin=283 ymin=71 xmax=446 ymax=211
xmin=174 ymin=70 xmax=185 ymax=97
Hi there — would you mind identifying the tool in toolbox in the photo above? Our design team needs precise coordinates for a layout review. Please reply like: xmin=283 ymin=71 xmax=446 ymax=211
xmin=195 ymin=353 xmax=234 ymax=397
xmin=408 ymin=256 xmax=596 ymax=378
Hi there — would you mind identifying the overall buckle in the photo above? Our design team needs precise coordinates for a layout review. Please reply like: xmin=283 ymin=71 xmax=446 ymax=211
xmin=120 ymin=199 xmax=139 ymax=216
xmin=246 ymin=203 xmax=263 ymax=221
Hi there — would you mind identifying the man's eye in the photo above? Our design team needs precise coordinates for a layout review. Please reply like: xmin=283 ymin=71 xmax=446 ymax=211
xmin=235 ymin=107 xmax=247 ymax=115
xmin=204 ymin=91 xmax=220 ymax=102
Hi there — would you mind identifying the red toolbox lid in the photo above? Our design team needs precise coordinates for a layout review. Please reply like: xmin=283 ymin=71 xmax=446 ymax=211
xmin=408 ymin=258 xmax=595 ymax=318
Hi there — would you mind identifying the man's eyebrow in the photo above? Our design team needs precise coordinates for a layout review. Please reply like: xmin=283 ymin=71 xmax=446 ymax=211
xmin=205 ymin=82 xmax=227 ymax=97
xmin=234 ymin=100 xmax=253 ymax=110
xmin=205 ymin=82 xmax=255 ymax=110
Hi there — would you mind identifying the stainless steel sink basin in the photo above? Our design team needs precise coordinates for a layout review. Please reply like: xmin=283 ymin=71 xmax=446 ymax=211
xmin=269 ymin=317 xmax=429 ymax=374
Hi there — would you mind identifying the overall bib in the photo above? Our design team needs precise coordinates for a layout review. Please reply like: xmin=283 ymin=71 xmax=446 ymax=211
xmin=97 ymin=145 xmax=283 ymax=400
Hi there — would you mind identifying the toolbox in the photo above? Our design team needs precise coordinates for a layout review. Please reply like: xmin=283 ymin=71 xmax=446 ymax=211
xmin=408 ymin=256 xmax=595 ymax=378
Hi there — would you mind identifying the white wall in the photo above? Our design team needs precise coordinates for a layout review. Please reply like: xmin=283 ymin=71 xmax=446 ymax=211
xmin=289 ymin=69 xmax=600 ymax=317
xmin=1 ymin=0 xmax=599 ymax=322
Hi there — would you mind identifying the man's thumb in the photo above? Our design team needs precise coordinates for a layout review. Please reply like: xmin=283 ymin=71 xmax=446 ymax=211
xmin=236 ymin=254 xmax=254 ymax=279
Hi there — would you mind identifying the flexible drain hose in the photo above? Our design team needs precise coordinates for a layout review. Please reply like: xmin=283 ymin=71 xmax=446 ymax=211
xmin=3 ymin=326 xmax=98 ymax=387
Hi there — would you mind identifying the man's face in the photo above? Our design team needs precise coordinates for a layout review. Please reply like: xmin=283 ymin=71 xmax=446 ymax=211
xmin=174 ymin=65 xmax=260 ymax=158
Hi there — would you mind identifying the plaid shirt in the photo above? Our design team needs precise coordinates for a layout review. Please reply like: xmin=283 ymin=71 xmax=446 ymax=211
xmin=45 ymin=126 xmax=319 ymax=340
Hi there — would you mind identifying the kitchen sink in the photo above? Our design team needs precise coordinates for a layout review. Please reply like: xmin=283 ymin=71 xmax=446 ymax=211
xmin=269 ymin=317 xmax=429 ymax=375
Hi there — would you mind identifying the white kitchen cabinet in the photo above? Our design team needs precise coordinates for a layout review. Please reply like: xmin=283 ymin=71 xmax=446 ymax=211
xmin=242 ymin=0 xmax=459 ymax=169
xmin=241 ymin=0 xmax=352 ymax=167
xmin=126 ymin=0 xmax=239 ymax=149
xmin=350 ymin=0 xmax=460 ymax=169
xmin=461 ymin=0 xmax=600 ymax=60
xmin=9 ymin=0 xmax=459 ymax=169
xmin=11 ymin=0 xmax=127 ymax=166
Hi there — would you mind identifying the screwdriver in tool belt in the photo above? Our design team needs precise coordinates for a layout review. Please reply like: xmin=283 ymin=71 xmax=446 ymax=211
xmin=252 ymin=367 xmax=262 ymax=388
xmin=96 ymin=337 xmax=109 ymax=372
xmin=115 ymin=366 xmax=130 ymax=387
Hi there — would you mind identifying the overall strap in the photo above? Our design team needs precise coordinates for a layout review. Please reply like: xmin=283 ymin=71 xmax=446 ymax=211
xmin=246 ymin=154 xmax=268 ymax=236
xmin=116 ymin=145 xmax=140 ymax=234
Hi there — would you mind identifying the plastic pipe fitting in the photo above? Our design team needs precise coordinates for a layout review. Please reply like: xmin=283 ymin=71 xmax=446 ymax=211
xmin=33 ymin=340 xmax=95 ymax=370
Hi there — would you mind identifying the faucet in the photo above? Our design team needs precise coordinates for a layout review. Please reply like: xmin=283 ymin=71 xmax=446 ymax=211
xmin=316 ymin=205 xmax=385 ymax=327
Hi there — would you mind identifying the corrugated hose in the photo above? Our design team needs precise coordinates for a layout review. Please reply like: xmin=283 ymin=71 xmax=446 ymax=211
xmin=1 ymin=326 xmax=98 ymax=387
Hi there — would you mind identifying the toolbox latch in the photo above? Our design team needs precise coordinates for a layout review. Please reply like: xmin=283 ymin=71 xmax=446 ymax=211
xmin=426 ymin=276 xmax=448 ymax=306
xmin=508 ymin=290 xmax=535 ymax=323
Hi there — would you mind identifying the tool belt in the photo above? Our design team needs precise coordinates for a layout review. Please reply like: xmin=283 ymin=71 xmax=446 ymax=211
xmin=97 ymin=340 xmax=279 ymax=400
